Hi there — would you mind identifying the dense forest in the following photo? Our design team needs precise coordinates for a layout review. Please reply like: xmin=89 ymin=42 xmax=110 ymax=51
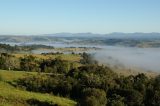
xmin=0 ymin=52 xmax=160 ymax=106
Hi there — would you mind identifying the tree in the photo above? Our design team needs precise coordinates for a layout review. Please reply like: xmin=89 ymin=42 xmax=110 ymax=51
xmin=20 ymin=55 xmax=39 ymax=71
xmin=145 ymin=75 xmax=160 ymax=106
xmin=80 ymin=52 xmax=97 ymax=64
xmin=108 ymin=94 xmax=125 ymax=106
xmin=0 ymin=53 xmax=20 ymax=70
xmin=79 ymin=88 xmax=107 ymax=106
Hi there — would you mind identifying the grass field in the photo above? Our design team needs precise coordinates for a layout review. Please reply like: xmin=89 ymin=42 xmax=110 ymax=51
xmin=0 ymin=70 xmax=77 ymax=106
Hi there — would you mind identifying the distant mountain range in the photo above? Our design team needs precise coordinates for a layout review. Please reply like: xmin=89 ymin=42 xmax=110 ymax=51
xmin=38 ymin=32 xmax=160 ymax=38
xmin=1 ymin=32 xmax=160 ymax=36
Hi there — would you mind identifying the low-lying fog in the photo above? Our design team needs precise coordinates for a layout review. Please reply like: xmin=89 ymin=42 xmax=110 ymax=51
xmin=94 ymin=46 xmax=160 ymax=72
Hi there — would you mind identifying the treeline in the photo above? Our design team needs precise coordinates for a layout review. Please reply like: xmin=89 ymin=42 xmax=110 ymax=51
xmin=0 ymin=43 xmax=54 ymax=52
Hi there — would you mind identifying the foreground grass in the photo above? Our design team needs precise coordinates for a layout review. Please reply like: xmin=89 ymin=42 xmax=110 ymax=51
xmin=0 ymin=70 xmax=77 ymax=106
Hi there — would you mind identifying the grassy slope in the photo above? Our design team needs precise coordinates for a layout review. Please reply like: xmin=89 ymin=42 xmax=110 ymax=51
xmin=0 ymin=70 xmax=76 ymax=106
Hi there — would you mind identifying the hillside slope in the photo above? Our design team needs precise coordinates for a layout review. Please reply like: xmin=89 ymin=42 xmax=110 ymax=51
xmin=0 ymin=70 xmax=76 ymax=106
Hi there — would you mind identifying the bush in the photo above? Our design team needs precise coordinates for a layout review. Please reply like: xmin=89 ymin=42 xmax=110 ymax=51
xmin=108 ymin=94 xmax=125 ymax=106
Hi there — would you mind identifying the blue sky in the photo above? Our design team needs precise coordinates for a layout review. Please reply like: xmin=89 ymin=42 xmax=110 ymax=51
xmin=0 ymin=0 xmax=160 ymax=35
